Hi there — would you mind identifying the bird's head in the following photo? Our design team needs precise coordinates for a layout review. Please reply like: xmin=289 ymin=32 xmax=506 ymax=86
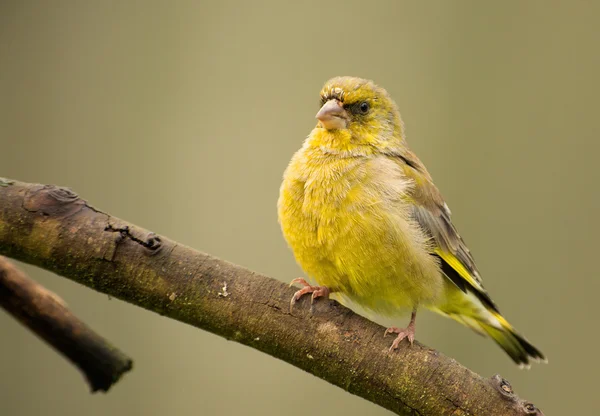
xmin=313 ymin=77 xmax=405 ymax=152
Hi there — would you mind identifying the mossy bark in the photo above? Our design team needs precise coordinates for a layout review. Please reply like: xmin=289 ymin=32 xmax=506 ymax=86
xmin=0 ymin=180 xmax=543 ymax=415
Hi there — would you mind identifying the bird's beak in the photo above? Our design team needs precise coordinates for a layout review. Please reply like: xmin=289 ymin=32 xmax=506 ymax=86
xmin=316 ymin=99 xmax=348 ymax=130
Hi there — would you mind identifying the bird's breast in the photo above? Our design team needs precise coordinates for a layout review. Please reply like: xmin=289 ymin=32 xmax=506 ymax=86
xmin=280 ymin=153 xmax=374 ymax=245
xmin=279 ymin=152 xmax=407 ymax=272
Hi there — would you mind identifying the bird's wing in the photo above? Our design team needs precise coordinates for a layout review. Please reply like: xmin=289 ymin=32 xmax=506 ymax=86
xmin=387 ymin=148 xmax=498 ymax=311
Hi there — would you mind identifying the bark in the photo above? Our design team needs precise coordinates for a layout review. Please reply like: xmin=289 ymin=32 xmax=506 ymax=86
xmin=0 ymin=256 xmax=132 ymax=392
xmin=0 ymin=179 xmax=543 ymax=415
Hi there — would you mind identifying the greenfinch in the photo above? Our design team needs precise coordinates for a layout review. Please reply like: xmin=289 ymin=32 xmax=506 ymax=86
xmin=278 ymin=76 xmax=545 ymax=367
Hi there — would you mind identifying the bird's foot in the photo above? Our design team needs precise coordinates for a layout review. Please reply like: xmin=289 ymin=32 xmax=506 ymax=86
xmin=384 ymin=325 xmax=415 ymax=351
xmin=384 ymin=310 xmax=417 ymax=352
xmin=289 ymin=278 xmax=330 ymax=312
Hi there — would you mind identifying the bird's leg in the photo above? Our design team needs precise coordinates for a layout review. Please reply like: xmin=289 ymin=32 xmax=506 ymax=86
xmin=384 ymin=309 xmax=417 ymax=351
xmin=289 ymin=278 xmax=330 ymax=312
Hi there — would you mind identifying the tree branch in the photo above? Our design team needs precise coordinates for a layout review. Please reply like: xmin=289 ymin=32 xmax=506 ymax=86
xmin=0 ymin=255 xmax=132 ymax=392
xmin=0 ymin=179 xmax=543 ymax=415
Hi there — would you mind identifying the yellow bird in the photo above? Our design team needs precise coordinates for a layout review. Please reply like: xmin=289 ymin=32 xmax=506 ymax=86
xmin=278 ymin=76 xmax=545 ymax=367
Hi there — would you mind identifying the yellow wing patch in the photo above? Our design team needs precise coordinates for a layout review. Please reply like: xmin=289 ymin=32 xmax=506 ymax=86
xmin=434 ymin=248 xmax=485 ymax=294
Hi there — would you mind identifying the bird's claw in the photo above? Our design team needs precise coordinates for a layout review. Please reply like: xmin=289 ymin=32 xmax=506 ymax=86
xmin=289 ymin=278 xmax=330 ymax=312
xmin=385 ymin=325 xmax=416 ymax=352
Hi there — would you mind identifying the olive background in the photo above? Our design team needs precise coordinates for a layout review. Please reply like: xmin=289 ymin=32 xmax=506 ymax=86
xmin=1 ymin=1 xmax=598 ymax=415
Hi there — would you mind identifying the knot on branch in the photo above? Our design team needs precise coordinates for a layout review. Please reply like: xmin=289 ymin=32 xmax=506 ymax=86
xmin=104 ymin=224 xmax=163 ymax=255
xmin=490 ymin=375 xmax=544 ymax=415
xmin=23 ymin=185 xmax=85 ymax=217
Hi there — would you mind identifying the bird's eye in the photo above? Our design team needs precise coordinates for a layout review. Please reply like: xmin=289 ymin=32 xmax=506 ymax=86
xmin=359 ymin=102 xmax=370 ymax=114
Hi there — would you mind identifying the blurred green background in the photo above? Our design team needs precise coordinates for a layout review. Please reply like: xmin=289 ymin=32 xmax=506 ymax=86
xmin=1 ymin=1 xmax=598 ymax=415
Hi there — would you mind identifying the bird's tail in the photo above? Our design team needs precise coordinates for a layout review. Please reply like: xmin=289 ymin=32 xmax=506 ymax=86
xmin=438 ymin=291 xmax=546 ymax=368
xmin=475 ymin=313 xmax=546 ymax=368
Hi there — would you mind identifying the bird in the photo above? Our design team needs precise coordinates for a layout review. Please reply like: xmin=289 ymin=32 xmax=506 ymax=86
xmin=277 ymin=76 xmax=545 ymax=367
